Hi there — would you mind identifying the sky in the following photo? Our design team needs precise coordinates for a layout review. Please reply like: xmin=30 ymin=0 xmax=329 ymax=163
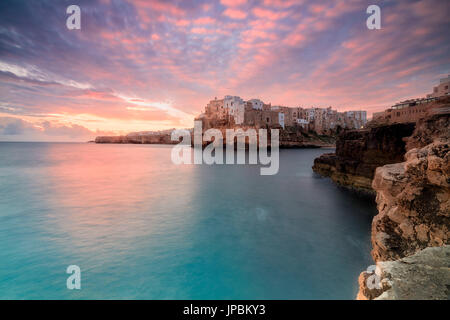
xmin=0 ymin=0 xmax=449 ymax=141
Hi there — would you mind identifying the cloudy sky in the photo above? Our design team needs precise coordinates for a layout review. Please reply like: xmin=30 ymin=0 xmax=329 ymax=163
xmin=0 ymin=0 xmax=449 ymax=141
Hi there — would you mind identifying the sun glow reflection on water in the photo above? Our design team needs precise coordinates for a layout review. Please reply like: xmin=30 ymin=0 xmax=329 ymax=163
xmin=0 ymin=143 xmax=375 ymax=299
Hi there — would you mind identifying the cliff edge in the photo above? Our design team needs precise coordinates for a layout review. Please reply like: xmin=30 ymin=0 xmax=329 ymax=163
xmin=357 ymin=112 xmax=450 ymax=299
xmin=371 ymin=140 xmax=449 ymax=262
xmin=357 ymin=245 xmax=450 ymax=300
xmin=312 ymin=123 xmax=415 ymax=195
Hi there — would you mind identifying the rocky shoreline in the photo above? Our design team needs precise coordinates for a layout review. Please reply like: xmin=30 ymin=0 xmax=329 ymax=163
xmin=357 ymin=245 xmax=449 ymax=300
xmin=313 ymin=106 xmax=449 ymax=299
xmin=357 ymin=112 xmax=449 ymax=300
xmin=95 ymin=126 xmax=337 ymax=149
xmin=312 ymin=123 xmax=415 ymax=195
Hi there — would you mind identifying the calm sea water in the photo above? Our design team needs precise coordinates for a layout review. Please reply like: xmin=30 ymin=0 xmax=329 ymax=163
xmin=0 ymin=142 xmax=375 ymax=299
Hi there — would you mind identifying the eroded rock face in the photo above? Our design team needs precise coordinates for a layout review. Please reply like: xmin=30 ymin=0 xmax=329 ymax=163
xmin=357 ymin=112 xmax=450 ymax=300
xmin=371 ymin=141 xmax=450 ymax=262
xmin=406 ymin=113 xmax=450 ymax=150
xmin=358 ymin=246 xmax=450 ymax=300
xmin=312 ymin=123 xmax=415 ymax=194
xmin=279 ymin=127 xmax=336 ymax=148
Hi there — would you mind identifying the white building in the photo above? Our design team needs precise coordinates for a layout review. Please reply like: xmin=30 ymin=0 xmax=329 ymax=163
xmin=278 ymin=112 xmax=285 ymax=129
xmin=296 ymin=118 xmax=308 ymax=128
xmin=306 ymin=108 xmax=315 ymax=121
xmin=347 ymin=111 xmax=367 ymax=125
xmin=224 ymin=95 xmax=246 ymax=125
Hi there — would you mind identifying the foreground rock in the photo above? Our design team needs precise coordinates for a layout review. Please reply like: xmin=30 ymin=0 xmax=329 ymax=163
xmin=358 ymin=246 xmax=450 ymax=300
xmin=357 ymin=112 xmax=450 ymax=300
xmin=312 ymin=123 xmax=415 ymax=194
xmin=371 ymin=141 xmax=449 ymax=262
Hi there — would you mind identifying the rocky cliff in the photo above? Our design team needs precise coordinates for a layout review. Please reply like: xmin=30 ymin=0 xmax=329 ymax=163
xmin=357 ymin=112 xmax=450 ymax=299
xmin=312 ymin=123 xmax=415 ymax=194
xmin=357 ymin=245 xmax=450 ymax=300
xmin=193 ymin=125 xmax=336 ymax=149
xmin=370 ymin=140 xmax=449 ymax=262
xmin=96 ymin=126 xmax=335 ymax=148
xmin=279 ymin=126 xmax=336 ymax=148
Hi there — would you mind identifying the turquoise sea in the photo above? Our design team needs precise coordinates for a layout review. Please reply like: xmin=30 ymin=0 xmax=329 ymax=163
xmin=0 ymin=142 xmax=375 ymax=299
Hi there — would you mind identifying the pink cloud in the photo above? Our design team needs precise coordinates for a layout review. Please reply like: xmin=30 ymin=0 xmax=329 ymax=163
xmin=223 ymin=8 xmax=248 ymax=19
xmin=191 ymin=27 xmax=214 ymax=34
xmin=194 ymin=17 xmax=216 ymax=25
xmin=131 ymin=0 xmax=186 ymax=27
xmin=175 ymin=19 xmax=191 ymax=27
xmin=242 ymin=29 xmax=277 ymax=42
xmin=133 ymin=0 xmax=185 ymax=16
xmin=283 ymin=33 xmax=306 ymax=46
xmin=220 ymin=0 xmax=247 ymax=7
xmin=309 ymin=4 xmax=327 ymax=14
xmin=202 ymin=3 xmax=212 ymax=11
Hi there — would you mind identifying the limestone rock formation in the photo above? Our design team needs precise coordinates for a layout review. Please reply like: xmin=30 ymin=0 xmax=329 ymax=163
xmin=279 ymin=126 xmax=336 ymax=148
xmin=406 ymin=113 xmax=450 ymax=150
xmin=357 ymin=246 xmax=450 ymax=300
xmin=312 ymin=123 xmax=415 ymax=194
xmin=357 ymin=112 xmax=450 ymax=300
xmin=192 ymin=125 xmax=336 ymax=149
xmin=371 ymin=141 xmax=449 ymax=262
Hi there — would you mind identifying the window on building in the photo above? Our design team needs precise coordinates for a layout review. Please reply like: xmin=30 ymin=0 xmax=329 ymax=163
xmin=266 ymin=117 xmax=270 ymax=123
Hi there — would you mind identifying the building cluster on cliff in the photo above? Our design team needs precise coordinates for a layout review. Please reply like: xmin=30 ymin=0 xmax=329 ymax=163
xmin=196 ymin=95 xmax=367 ymax=135
xmin=372 ymin=75 xmax=450 ymax=124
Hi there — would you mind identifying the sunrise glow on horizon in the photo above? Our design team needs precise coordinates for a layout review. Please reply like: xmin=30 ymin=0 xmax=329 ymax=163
xmin=0 ymin=0 xmax=449 ymax=141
